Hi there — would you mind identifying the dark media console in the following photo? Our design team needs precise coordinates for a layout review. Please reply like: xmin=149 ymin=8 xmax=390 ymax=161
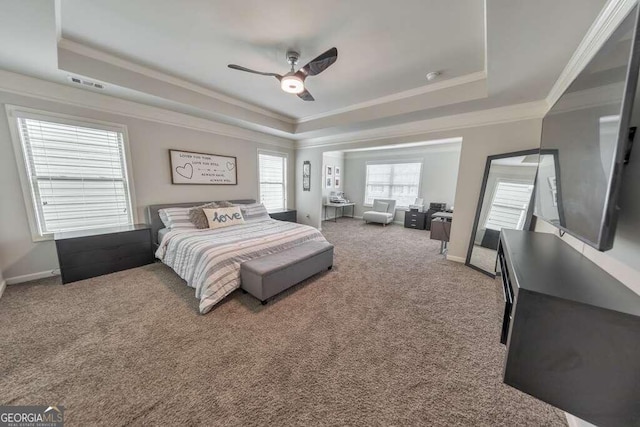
xmin=497 ymin=229 xmax=640 ymax=426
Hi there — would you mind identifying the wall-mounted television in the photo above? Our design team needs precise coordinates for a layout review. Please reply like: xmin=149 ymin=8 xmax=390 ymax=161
xmin=535 ymin=5 xmax=640 ymax=251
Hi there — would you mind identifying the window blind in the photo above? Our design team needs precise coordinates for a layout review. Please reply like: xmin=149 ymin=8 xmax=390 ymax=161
xmin=259 ymin=152 xmax=287 ymax=212
xmin=485 ymin=181 xmax=534 ymax=231
xmin=364 ymin=162 xmax=422 ymax=207
xmin=17 ymin=117 xmax=133 ymax=235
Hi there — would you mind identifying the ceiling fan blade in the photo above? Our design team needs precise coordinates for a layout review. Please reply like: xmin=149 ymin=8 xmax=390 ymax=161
xmin=299 ymin=47 xmax=338 ymax=77
xmin=297 ymin=89 xmax=315 ymax=101
xmin=228 ymin=64 xmax=282 ymax=79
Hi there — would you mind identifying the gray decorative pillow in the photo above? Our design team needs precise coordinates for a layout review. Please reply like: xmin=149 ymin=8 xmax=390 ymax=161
xmin=188 ymin=202 xmax=219 ymax=229
xmin=188 ymin=201 xmax=235 ymax=228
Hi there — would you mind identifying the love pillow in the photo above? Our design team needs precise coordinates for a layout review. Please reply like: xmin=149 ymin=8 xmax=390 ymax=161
xmin=203 ymin=207 xmax=245 ymax=230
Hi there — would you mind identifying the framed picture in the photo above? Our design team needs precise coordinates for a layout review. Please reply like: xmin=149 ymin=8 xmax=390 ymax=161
xmin=326 ymin=165 xmax=333 ymax=176
xmin=169 ymin=149 xmax=237 ymax=185
xmin=335 ymin=177 xmax=341 ymax=188
xmin=326 ymin=177 xmax=333 ymax=188
xmin=303 ymin=161 xmax=311 ymax=191
xmin=335 ymin=166 xmax=341 ymax=176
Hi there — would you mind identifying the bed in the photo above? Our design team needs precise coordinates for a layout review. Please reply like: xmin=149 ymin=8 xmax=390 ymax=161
xmin=146 ymin=200 xmax=328 ymax=313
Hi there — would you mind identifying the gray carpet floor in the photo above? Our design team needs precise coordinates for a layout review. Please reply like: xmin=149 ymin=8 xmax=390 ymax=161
xmin=0 ymin=219 xmax=566 ymax=426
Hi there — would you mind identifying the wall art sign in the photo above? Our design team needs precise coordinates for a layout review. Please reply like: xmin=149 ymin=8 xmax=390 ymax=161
xmin=169 ymin=149 xmax=237 ymax=185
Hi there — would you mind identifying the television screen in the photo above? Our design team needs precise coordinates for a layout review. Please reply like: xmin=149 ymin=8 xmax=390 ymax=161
xmin=535 ymin=5 xmax=640 ymax=250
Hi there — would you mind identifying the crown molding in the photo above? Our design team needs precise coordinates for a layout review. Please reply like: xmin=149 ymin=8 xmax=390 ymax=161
xmin=342 ymin=139 xmax=462 ymax=158
xmin=58 ymin=38 xmax=296 ymax=125
xmin=0 ymin=69 xmax=294 ymax=149
xmin=296 ymin=71 xmax=487 ymax=124
xmin=57 ymin=40 xmax=492 ymax=134
xmin=296 ymin=100 xmax=548 ymax=149
xmin=54 ymin=0 xmax=61 ymax=41
xmin=546 ymin=0 xmax=637 ymax=107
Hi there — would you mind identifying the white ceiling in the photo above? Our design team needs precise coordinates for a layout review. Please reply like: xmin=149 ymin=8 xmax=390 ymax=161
xmin=60 ymin=0 xmax=485 ymax=119
xmin=0 ymin=0 xmax=608 ymax=143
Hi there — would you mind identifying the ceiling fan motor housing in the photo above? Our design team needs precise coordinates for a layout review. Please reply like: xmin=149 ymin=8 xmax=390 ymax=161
xmin=228 ymin=47 xmax=336 ymax=101
xmin=286 ymin=50 xmax=300 ymax=67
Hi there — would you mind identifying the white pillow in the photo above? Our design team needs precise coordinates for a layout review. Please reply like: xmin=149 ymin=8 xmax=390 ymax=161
xmin=158 ymin=207 xmax=197 ymax=230
xmin=237 ymin=203 xmax=270 ymax=222
xmin=203 ymin=207 xmax=245 ymax=229
xmin=373 ymin=200 xmax=389 ymax=213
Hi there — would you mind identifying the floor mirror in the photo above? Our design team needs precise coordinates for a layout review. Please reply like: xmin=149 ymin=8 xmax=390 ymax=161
xmin=466 ymin=149 xmax=539 ymax=276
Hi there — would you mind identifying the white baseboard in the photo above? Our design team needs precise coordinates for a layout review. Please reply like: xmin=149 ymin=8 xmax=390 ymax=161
xmin=354 ymin=215 xmax=403 ymax=226
xmin=565 ymin=414 xmax=579 ymax=427
xmin=0 ymin=280 xmax=6 ymax=300
xmin=446 ymin=255 xmax=465 ymax=263
xmin=565 ymin=413 xmax=596 ymax=427
xmin=6 ymin=269 xmax=60 ymax=285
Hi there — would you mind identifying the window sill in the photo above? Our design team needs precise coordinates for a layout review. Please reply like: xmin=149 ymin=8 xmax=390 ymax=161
xmin=31 ymin=233 xmax=54 ymax=243
xmin=363 ymin=204 xmax=409 ymax=210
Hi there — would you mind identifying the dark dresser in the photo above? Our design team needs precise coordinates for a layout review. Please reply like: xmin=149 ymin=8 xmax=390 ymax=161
xmin=498 ymin=229 xmax=640 ymax=426
xmin=55 ymin=224 xmax=154 ymax=284
xmin=269 ymin=209 xmax=297 ymax=223
xmin=404 ymin=211 xmax=427 ymax=230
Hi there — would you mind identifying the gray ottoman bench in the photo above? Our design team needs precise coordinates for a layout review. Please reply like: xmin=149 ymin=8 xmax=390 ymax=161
xmin=240 ymin=241 xmax=334 ymax=304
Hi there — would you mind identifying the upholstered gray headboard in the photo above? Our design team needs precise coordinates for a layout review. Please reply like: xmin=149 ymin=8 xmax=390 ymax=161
xmin=146 ymin=199 xmax=256 ymax=245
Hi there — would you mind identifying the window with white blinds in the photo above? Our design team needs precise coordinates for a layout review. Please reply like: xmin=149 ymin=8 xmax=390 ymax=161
xmin=16 ymin=116 xmax=133 ymax=236
xmin=258 ymin=151 xmax=287 ymax=212
xmin=364 ymin=162 xmax=422 ymax=207
xmin=484 ymin=181 xmax=534 ymax=231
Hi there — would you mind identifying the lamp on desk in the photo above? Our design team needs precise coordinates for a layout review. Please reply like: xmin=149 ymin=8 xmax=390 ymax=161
xmin=409 ymin=198 xmax=425 ymax=212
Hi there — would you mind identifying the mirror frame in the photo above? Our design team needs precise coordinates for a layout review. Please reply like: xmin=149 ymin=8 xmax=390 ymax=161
xmin=465 ymin=148 xmax=540 ymax=277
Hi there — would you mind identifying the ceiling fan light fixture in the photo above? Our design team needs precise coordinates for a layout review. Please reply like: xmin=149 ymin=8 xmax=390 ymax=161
xmin=280 ymin=74 xmax=304 ymax=94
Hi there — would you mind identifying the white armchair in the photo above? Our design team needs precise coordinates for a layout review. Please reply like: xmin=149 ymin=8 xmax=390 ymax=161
xmin=363 ymin=199 xmax=397 ymax=226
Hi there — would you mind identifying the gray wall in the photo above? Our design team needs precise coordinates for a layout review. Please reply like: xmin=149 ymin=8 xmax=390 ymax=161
xmin=0 ymin=91 xmax=295 ymax=281
xmin=342 ymin=144 xmax=461 ymax=223
xmin=321 ymin=152 xmax=345 ymax=220
xmin=296 ymin=119 xmax=544 ymax=261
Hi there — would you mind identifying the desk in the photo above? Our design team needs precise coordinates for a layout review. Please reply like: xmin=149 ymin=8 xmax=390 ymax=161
xmin=323 ymin=202 xmax=355 ymax=222
xmin=430 ymin=211 xmax=453 ymax=254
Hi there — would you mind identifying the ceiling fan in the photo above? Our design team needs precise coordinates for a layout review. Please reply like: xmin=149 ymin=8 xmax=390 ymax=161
xmin=228 ymin=47 xmax=338 ymax=101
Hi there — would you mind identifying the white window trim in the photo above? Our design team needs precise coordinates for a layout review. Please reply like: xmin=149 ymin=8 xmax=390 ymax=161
xmin=257 ymin=148 xmax=288 ymax=212
xmin=5 ymin=105 xmax=138 ymax=242
xmin=363 ymin=159 xmax=423 ymax=209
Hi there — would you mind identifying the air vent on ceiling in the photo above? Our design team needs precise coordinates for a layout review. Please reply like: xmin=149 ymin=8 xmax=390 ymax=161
xmin=68 ymin=76 xmax=105 ymax=90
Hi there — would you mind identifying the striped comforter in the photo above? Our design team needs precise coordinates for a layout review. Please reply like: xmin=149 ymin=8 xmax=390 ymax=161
xmin=155 ymin=218 xmax=326 ymax=314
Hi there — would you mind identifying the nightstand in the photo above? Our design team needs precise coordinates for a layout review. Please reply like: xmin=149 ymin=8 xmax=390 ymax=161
xmin=404 ymin=211 xmax=427 ymax=230
xmin=55 ymin=224 xmax=154 ymax=284
xmin=269 ymin=209 xmax=297 ymax=223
